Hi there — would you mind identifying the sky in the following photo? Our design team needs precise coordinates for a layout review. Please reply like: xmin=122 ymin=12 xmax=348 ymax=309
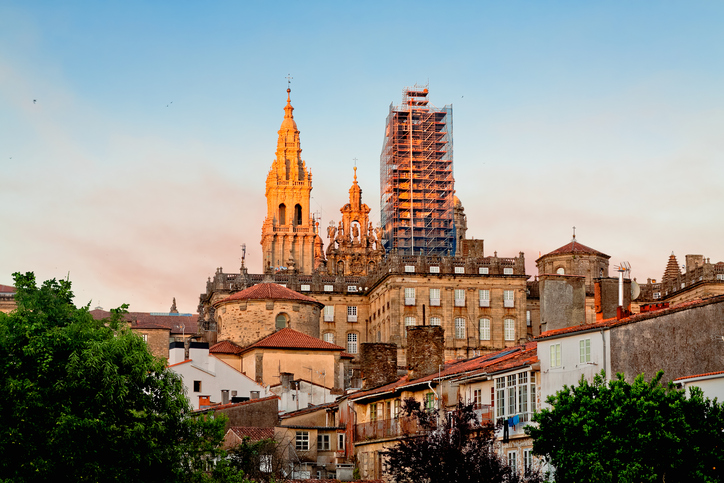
xmin=1 ymin=1 xmax=723 ymax=313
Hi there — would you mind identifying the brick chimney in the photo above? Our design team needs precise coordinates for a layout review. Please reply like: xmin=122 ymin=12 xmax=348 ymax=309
xmin=406 ymin=326 xmax=444 ymax=381
xmin=360 ymin=343 xmax=398 ymax=389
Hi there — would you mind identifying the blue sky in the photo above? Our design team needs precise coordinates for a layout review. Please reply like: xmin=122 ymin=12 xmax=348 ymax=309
xmin=1 ymin=1 xmax=723 ymax=312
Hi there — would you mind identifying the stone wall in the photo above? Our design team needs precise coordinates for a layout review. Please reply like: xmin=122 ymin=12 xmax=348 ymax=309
xmin=210 ymin=396 xmax=280 ymax=431
xmin=131 ymin=328 xmax=171 ymax=360
xmin=360 ymin=343 xmax=398 ymax=389
xmin=610 ymin=296 xmax=724 ymax=383
xmin=215 ymin=299 xmax=320 ymax=347
xmin=407 ymin=326 xmax=444 ymax=380
xmin=540 ymin=274 xmax=586 ymax=332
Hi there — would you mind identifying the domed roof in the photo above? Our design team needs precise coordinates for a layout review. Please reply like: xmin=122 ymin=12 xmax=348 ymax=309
xmin=537 ymin=238 xmax=609 ymax=262
xmin=279 ymin=88 xmax=298 ymax=130
xmin=215 ymin=282 xmax=320 ymax=305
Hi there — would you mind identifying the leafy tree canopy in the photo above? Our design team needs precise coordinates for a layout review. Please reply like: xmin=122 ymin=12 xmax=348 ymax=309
xmin=528 ymin=371 xmax=724 ymax=483
xmin=382 ymin=398 xmax=542 ymax=483
xmin=0 ymin=272 xmax=241 ymax=482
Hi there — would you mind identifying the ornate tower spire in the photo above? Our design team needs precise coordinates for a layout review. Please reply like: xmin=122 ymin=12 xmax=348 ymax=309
xmin=261 ymin=87 xmax=318 ymax=274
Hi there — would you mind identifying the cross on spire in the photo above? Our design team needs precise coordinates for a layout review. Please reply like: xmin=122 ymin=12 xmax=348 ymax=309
xmin=286 ymin=74 xmax=293 ymax=87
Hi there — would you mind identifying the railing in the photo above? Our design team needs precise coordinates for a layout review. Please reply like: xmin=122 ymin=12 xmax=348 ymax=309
xmin=354 ymin=416 xmax=426 ymax=441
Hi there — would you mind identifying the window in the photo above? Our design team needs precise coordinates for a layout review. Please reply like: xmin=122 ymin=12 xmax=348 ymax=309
xmin=369 ymin=403 xmax=378 ymax=421
xmin=324 ymin=284 xmax=334 ymax=292
xmin=404 ymin=316 xmax=416 ymax=327
xmin=430 ymin=266 xmax=440 ymax=273
xmin=405 ymin=265 xmax=416 ymax=273
xmin=524 ymin=449 xmax=533 ymax=473
xmin=347 ymin=333 xmax=358 ymax=354
xmin=478 ymin=289 xmax=490 ymax=307
xmin=429 ymin=288 xmax=441 ymax=306
xmin=317 ymin=434 xmax=330 ymax=451
xmin=323 ymin=305 xmax=335 ymax=322
xmin=479 ymin=318 xmax=491 ymax=340
xmin=455 ymin=317 xmax=466 ymax=339
xmin=504 ymin=267 xmax=514 ymax=275
xmin=526 ymin=310 xmax=531 ymax=327
xmin=275 ymin=313 xmax=287 ymax=329
xmin=454 ymin=289 xmax=466 ymax=307
xmin=556 ymin=267 xmax=565 ymax=275
xmin=518 ymin=372 xmax=528 ymax=415
xmin=508 ymin=451 xmax=518 ymax=471
xmin=294 ymin=204 xmax=302 ymax=226
xmin=347 ymin=285 xmax=358 ymax=292
xmin=394 ymin=399 xmax=401 ymax=418
xmin=580 ymin=338 xmax=591 ymax=363
xmin=504 ymin=290 xmax=515 ymax=308
xmin=718 ymin=274 xmax=724 ymax=281
xmin=323 ymin=332 xmax=335 ymax=344
xmin=278 ymin=203 xmax=286 ymax=225
xmin=473 ymin=388 xmax=482 ymax=409
xmin=430 ymin=316 xmax=441 ymax=326
xmin=193 ymin=380 xmax=201 ymax=392
xmin=496 ymin=378 xmax=505 ymax=418
xmin=300 ymin=284 xmax=310 ymax=291
xmin=653 ymin=292 xmax=661 ymax=299
xmin=550 ymin=343 xmax=562 ymax=368
xmin=454 ymin=266 xmax=465 ymax=274
xmin=141 ymin=333 xmax=148 ymax=342
xmin=508 ymin=375 xmax=516 ymax=415
xmin=425 ymin=392 xmax=435 ymax=411
xmin=295 ymin=431 xmax=309 ymax=451
xmin=347 ymin=306 xmax=358 ymax=322
xmin=338 ymin=433 xmax=346 ymax=451
xmin=479 ymin=267 xmax=489 ymax=275
xmin=404 ymin=288 xmax=416 ymax=305
xmin=504 ymin=319 xmax=515 ymax=341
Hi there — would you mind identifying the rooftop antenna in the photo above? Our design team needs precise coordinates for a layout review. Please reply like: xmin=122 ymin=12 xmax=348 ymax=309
xmin=613 ymin=261 xmax=631 ymax=307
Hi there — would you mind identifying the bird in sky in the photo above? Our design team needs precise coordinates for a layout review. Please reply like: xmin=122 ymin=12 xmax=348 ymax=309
xmin=33 ymin=99 xmax=36 ymax=104
xmin=166 ymin=101 xmax=173 ymax=107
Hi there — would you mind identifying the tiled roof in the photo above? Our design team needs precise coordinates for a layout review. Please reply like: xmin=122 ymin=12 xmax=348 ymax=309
xmin=168 ymin=359 xmax=192 ymax=368
xmin=0 ymin=284 xmax=15 ymax=293
xmin=228 ymin=426 xmax=274 ymax=441
xmin=662 ymin=253 xmax=681 ymax=283
xmin=279 ymin=401 xmax=339 ymax=419
xmin=210 ymin=340 xmax=244 ymax=354
xmin=216 ymin=283 xmax=320 ymax=305
xmin=195 ymin=395 xmax=280 ymax=413
xmin=674 ymin=370 xmax=724 ymax=382
xmin=350 ymin=342 xmax=538 ymax=402
xmin=340 ymin=352 xmax=354 ymax=359
xmin=132 ymin=322 xmax=171 ymax=330
xmin=90 ymin=309 xmax=198 ymax=334
xmin=242 ymin=328 xmax=345 ymax=353
xmin=537 ymin=294 xmax=724 ymax=340
xmin=537 ymin=239 xmax=609 ymax=260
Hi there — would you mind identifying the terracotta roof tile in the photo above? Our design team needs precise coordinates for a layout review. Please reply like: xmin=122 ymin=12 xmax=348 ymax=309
xmin=0 ymin=284 xmax=15 ymax=293
xmin=217 ymin=283 xmax=320 ymax=305
xmin=228 ymin=426 xmax=274 ymax=441
xmin=210 ymin=340 xmax=244 ymax=354
xmin=195 ymin=395 xmax=280 ymax=413
xmin=242 ymin=328 xmax=345 ymax=353
xmin=674 ymin=370 xmax=724 ymax=382
xmin=537 ymin=239 xmax=609 ymax=261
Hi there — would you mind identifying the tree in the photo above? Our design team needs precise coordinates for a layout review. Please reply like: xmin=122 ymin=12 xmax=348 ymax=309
xmin=381 ymin=398 xmax=543 ymax=483
xmin=226 ymin=436 xmax=284 ymax=482
xmin=0 ymin=272 xmax=242 ymax=482
xmin=527 ymin=370 xmax=724 ymax=483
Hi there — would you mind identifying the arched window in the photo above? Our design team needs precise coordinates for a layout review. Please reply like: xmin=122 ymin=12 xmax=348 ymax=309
xmin=278 ymin=204 xmax=286 ymax=225
xmin=323 ymin=332 xmax=335 ymax=344
xmin=294 ymin=204 xmax=302 ymax=226
xmin=275 ymin=313 xmax=288 ymax=329
xmin=556 ymin=267 xmax=565 ymax=275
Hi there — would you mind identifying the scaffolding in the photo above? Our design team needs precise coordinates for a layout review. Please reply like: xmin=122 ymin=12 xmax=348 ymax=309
xmin=380 ymin=85 xmax=454 ymax=256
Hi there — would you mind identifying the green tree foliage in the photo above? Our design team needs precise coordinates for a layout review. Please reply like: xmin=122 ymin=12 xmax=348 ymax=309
xmin=0 ymin=272 xmax=243 ymax=482
xmin=226 ymin=437 xmax=283 ymax=482
xmin=382 ymin=398 xmax=543 ymax=483
xmin=527 ymin=371 xmax=724 ymax=483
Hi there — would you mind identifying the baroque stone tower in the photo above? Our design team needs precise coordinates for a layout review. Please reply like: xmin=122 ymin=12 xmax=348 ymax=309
xmin=261 ymin=88 xmax=323 ymax=274
xmin=325 ymin=167 xmax=384 ymax=276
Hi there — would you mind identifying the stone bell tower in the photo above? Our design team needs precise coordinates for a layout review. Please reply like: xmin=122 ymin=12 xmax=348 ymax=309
xmin=260 ymin=88 xmax=323 ymax=274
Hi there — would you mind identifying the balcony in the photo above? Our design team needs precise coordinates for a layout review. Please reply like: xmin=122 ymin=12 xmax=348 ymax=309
xmin=504 ymin=300 xmax=514 ymax=308
xmin=430 ymin=298 xmax=440 ymax=306
xmin=479 ymin=299 xmax=490 ymax=308
xmin=354 ymin=416 xmax=426 ymax=442
xmin=454 ymin=299 xmax=466 ymax=307
xmin=347 ymin=314 xmax=358 ymax=323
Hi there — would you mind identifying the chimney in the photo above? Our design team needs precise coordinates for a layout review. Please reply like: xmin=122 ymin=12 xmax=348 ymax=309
xmin=280 ymin=372 xmax=295 ymax=392
xmin=406 ymin=326 xmax=444 ymax=381
xmin=221 ymin=389 xmax=229 ymax=405
xmin=198 ymin=395 xmax=211 ymax=408
xmin=360 ymin=343 xmax=398 ymax=389
xmin=539 ymin=274 xmax=586 ymax=331
xmin=595 ymin=277 xmax=631 ymax=321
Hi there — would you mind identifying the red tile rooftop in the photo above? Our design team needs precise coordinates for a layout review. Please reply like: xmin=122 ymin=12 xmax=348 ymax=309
xmin=0 ymin=284 xmax=15 ymax=293
xmin=228 ymin=426 xmax=274 ymax=441
xmin=90 ymin=309 xmax=198 ymax=334
xmin=210 ymin=340 xmax=244 ymax=354
xmin=216 ymin=282 xmax=320 ymax=305
xmin=242 ymin=328 xmax=345 ymax=353
xmin=537 ymin=240 xmax=609 ymax=261
xmin=674 ymin=370 xmax=724 ymax=381
xmin=195 ymin=395 xmax=280 ymax=413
